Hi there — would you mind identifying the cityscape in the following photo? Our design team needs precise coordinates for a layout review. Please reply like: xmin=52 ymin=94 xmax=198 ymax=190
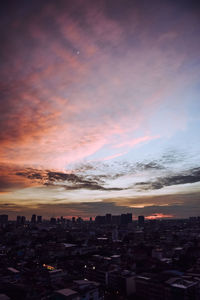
xmin=1 ymin=0 xmax=200 ymax=299
xmin=1 ymin=213 xmax=200 ymax=299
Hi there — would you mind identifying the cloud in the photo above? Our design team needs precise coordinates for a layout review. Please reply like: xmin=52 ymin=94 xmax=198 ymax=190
xmin=1 ymin=192 xmax=200 ymax=219
xmin=0 ymin=0 xmax=200 ymax=218
xmin=114 ymin=135 xmax=159 ymax=149
xmin=0 ymin=165 xmax=34 ymax=193
xmin=136 ymin=167 xmax=200 ymax=191
xmin=0 ymin=0 xmax=199 ymax=169
xmin=145 ymin=213 xmax=174 ymax=219
xmin=100 ymin=151 xmax=128 ymax=161
xmin=135 ymin=161 xmax=164 ymax=170
xmin=15 ymin=168 xmax=125 ymax=191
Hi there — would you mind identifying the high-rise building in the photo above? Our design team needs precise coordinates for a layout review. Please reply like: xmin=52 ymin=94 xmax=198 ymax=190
xmin=0 ymin=215 xmax=8 ymax=224
xmin=17 ymin=216 xmax=22 ymax=225
xmin=127 ymin=213 xmax=132 ymax=223
xmin=31 ymin=214 xmax=36 ymax=224
xmin=17 ymin=216 xmax=26 ymax=225
xmin=111 ymin=215 xmax=121 ymax=225
xmin=37 ymin=215 xmax=42 ymax=223
xmin=106 ymin=214 xmax=112 ymax=224
xmin=138 ymin=215 xmax=145 ymax=227
xmin=121 ymin=213 xmax=132 ymax=225
xmin=21 ymin=216 xmax=26 ymax=225
xmin=50 ymin=217 xmax=56 ymax=225
xmin=95 ymin=215 xmax=106 ymax=224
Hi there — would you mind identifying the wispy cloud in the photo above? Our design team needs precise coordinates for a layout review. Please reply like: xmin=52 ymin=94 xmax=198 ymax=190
xmin=0 ymin=0 xmax=200 ymax=217
xmin=145 ymin=213 xmax=174 ymax=219
xmin=114 ymin=135 xmax=159 ymax=149
xmin=136 ymin=167 xmax=200 ymax=191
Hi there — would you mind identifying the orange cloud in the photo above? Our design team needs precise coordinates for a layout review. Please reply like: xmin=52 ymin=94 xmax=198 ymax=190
xmin=146 ymin=213 xmax=174 ymax=220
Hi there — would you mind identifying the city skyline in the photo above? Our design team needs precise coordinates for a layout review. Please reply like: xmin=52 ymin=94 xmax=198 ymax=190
xmin=0 ymin=0 xmax=200 ymax=219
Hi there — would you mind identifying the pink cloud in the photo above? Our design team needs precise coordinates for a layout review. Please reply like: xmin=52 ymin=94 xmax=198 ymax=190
xmin=0 ymin=0 xmax=197 ymax=172
xmin=114 ymin=135 xmax=159 ymax=149
xmin=146 ymin=213 xmax=174 ymax=220
xmin=98 ymin=151 xmax=128 ymax=161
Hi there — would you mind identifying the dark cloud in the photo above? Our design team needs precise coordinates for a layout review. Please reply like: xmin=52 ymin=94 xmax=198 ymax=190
xmin=16 ymin=168 xmax=125 ymax=191
xmin=136 ymin=167 xmax=200 ymax=190
xmin=136 ymin=161 xmax=164 ymax=170
xmin=159 ymin=150 xmax=186 ymax=164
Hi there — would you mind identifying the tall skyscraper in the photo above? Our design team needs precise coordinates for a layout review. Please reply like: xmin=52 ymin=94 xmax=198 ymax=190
xmin=21 ymin=216 xmax=26 ymax=225
xmin=37 ymin=215 xmax=42 ymax=223
xmin=138 ymin=215 xmax=145 ymax=227
xmin=0 ymin=215 xmax=8 ymax=224
xmin=31 ymin=214 xmax=36 ymax=224
xmin=121 ymin=213 xmax=132 ymax=225
xmin=17 ymin=215 xmax=22 ymax=225
xmin=106 ymin=213 xmax=112 ymax=224
xmin=50 ymin=217 xmax=56 ymax=225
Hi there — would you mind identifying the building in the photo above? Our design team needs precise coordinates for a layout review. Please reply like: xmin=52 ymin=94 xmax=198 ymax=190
xmin=53 ymin=288 xmax=80 ymax=300
xmin=50 ymin=217 xmax=56 ymax=225
xmin=0 ymin=295 xmax=10 ymax=300
xmin=111 ymin=215 xmax=121 ymax=225
xmin=105 ymin=214 xmax=112 ymax=224
xmin=121 ymin=213 xmax=132 ymax=225
xmin=95 ymin=216 xmax=106 ymax=225
xmin=37 ymin=215 xmax=42 ymax=223
xmin=138 ymin=215 xmax=145 ymax=227
xmin=165 ymin=277 xmax=199 ymax=300
xmin=31 ymin=214 xmax=36 ymax=224
xmin=16 ymin=216 xmax=21 ymax=225
xmin=21 ymin=216 xmax=26 ymax=224
xmin=0 ymin=215 xmax=8 ymax=224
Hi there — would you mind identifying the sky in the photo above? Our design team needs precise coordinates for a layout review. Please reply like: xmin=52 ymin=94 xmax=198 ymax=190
xmin=0 ymin=0 xmax=200 ymax=220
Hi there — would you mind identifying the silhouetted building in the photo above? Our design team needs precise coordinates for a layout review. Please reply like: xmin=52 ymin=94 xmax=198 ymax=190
xmin=17 ymin=216 xmax=26 ymax=225
xmin=95 ymin=216 xmax=106 ymax=224
xmin=31 ymin=214 xmax=36 ymax=224
xmin=16 ymin=216 xmax=21 ymax=225
xmin=0 ymin=215 xmax=8 ymax=224
xmin=112 ymin=215 xmax=121 ymax=225
xmin=121 ymin=213 xmax=132 ymax=225
xmin=21 ymin=216 xmax=26 ymax=224
xmin=50 ymin=217 xmax=56 ymax=225
xmin=77 ymin=217 xmax=83 ymax=224
xmin=37 ymin=215 xmax=42 ymax=223
xmin=106 ymin=214 xmax=112 ymax=224
xmin=138 ymin=215 xmax=145 ymax=227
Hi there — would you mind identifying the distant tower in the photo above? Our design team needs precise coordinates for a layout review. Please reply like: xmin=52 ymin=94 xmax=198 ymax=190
xmin=0 ymin=215 xmax=8 ymax=224
xmin=106 ymin=214 xmax=112 ymax=224
xmin=50 ymin=217 xmax=56 ymax=225
xmin=31 ymin=214 xmax=36 ymax=224
xmin=17 ymin=216 xmax=22 ymax=225
xmin=121 ymin=213 xmax=132 ymax=225
xmin=37 ymin=216 xmax=42 ymax=223
xmin=138 ymin=215 xmax=145 ymax=227
xmin=21 ymin=216 xmax=26 ymax=225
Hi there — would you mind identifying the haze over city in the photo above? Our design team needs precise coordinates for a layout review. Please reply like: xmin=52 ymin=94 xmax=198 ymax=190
xmin=0 ymin=0 xmax=200 ymax=219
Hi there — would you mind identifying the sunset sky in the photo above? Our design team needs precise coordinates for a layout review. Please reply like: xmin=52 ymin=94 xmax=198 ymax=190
xmin=0 ymin=0 xmax=200 ymax=219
